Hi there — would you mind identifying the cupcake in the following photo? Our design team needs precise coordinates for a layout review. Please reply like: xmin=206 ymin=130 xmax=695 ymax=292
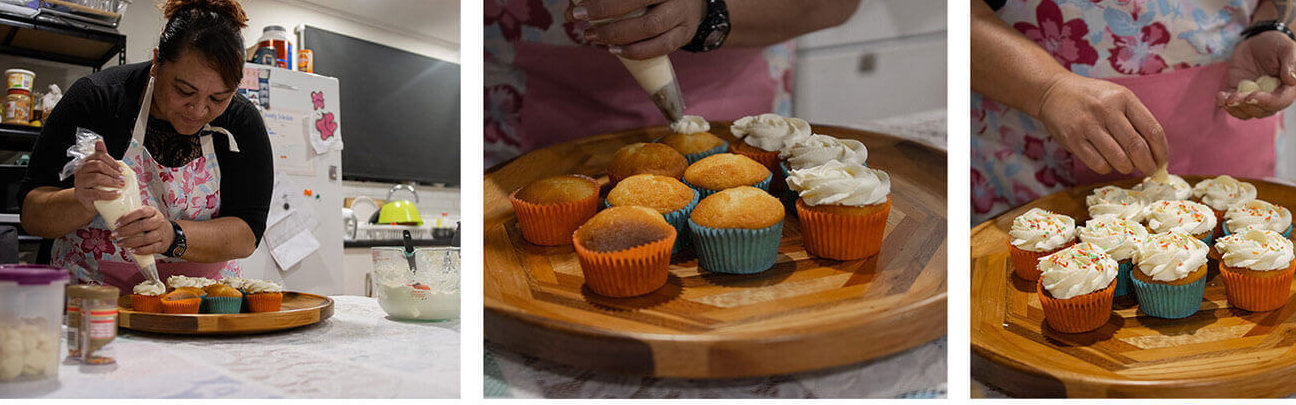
xmin=572 ymin=206 xmax=677 ymax=297
xmin=130 ymin=280 xmax=165 ymax=313
xmin=1036 ymin=242 xmax=1119 ymax=333
xmin=786 ymin=160 xmax=891 ymax=260
xmin=242 ymin=279 xmax=284 ymax=312
xmin=166 ymin=275 xmax=215 ymax=297
xmin=1142 ymin=200 xmax=1216 ymax=244
xmin=688 ymin=186 xmax=785 ymax=274
xmin=1007 ymin=208 xmax=1077 ymax=281
xmin=201 ymin=284 xmax=244 ymax=314
xmin=1215 ymin=229 xmax=1296 ymax=312
xmin=779 ymin=134 xmax=868 ymax=171
xmin=606 ymin=174 xmax=699 ymax=253
xmin=1131 ymin=231 xmax=1209 ymax=319
xmin=728 ymin=113 xmax=812 ymax=171
xmin=1192 ymin=175 xmax=1256 ymax=216
xmin=661 ymin=115 xmax=727 ymax=163
xmin=606 ymin=143 xmax=688 ymax=185
xmin=160 ymin=290 xmax=201 ymax=314
xmin=509 ymin=175 xmax=600 ymax=246
xmin=681 ymin=153 xmax=771 ymax=199
xmin=1085 ymin=186 xmax=1145 ymax=222
xmin=1133 ymin=174 xmax=1192 ymax=202
xmin=1076 ymin=217 xmax=1148 ymax=297
xmin=1223 ymin=199 xmax=1293 ymax=237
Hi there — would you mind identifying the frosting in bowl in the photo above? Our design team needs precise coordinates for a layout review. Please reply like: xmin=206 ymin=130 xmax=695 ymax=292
xmin=133 ymin=280 xmax=165 ymax=296
xmin=1009 ymin=208 xmax=1076 ymax=252
xmin=1216 ymin=229 xmax=1295 ymax=271
xmin=1225 ymin=199 xmax=1293 ymax=234
xmin=729 ymin=113 xmax=812 ymax=152
xmin=779 ymin=134 xmax=868 ymax=170
xmin=1133 ymin=174 xmax=1191 ymax=202
xmin=786 ymin=160 xmax=889 ymax=206
xmin=1085 ymin=186 xmax=1145 ymax=221
xmin=670 ymin=115 xmax=710 ymax=134
xmin=241 ymin=279 xmax=283 ymax=294
xmin=166 ymin=275 xmax=216 ymax=289
xmin=1077 ymin=216 xmax=1148 ymax=262
xmin=1039 ymin=242 xmax=1119 ymax=299
xmin=1142 ymin=200 xmax=1216 ymax=235
xmin=1135 ymin=231 xmax=1209 ymax=282
xmin=1192 ymin=175 xmax=1256 ymax=212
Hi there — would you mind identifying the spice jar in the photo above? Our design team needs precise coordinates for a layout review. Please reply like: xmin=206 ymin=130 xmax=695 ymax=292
xmin=71 ymin=285 xmax=118 ymax=365
xmin=3 ymin=89 xmax=32 ymax=125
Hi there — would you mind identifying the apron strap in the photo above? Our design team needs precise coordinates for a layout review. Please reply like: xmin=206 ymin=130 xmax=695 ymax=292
xmin=130 ymin=76 xmax=155 ymax=144
xmin=204 ymin=124 xmax=240 ymax=153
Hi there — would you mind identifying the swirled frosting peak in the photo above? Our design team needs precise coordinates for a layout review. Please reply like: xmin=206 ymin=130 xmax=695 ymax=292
xmin=1134 ymin=231 xmax=1209 ymax=282
xmin=1216 ymin=229 xmax=1295 ymax=271
xmin=786 ymin=160 xmax=889 ymax=206
xmin=1134 ymin=174 xmax=1191 ymax=202
xmin=1085 ymin=186 xmax=1145 ymax=221
xmin=133 ymin=280 xmax=165 ymax=296
xmin=1039 ymin=242 xmax=1119 ymax=299
xmin=1077 ymin=216 xmax=1148 ymax=262
xmin=1225 ymin=199 xmax=1293 ymax=234
xmin=1143 ymin=200 xmax=1216 ymax=235
xmin=166 ymin=275 xmax=216 ymax=289
xmin=241 ymin=279 xmax=283 ymax=294
xmin=1192 ymin=175 xmax=1256 ymax=212
xmin=1009 ymin=208 xmax=1077 ymax=252
xmin=779 ymin=134 xmax=868 ymax=170
xmin=729 ymin=113 xmax=812 ymax=152
xmin=670 ymin=115 xmax=710 ymax=134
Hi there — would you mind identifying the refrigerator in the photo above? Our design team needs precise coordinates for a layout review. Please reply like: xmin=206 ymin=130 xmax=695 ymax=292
xmin=234 ymin=64 xmax=346 ymax=295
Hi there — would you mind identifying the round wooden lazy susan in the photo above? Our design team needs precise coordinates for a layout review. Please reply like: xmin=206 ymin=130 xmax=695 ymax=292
xmin=972 ymin=176 xmax=1296 ymax=398
xmin=484 ymin=122 xmax=947 ymax=379
xmin=117 ymin=292 xmax=334 ymax=335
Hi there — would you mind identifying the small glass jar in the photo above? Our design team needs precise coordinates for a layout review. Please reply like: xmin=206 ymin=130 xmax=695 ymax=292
xmin=3 ymin=89 xmax=32 ymax=125
xmin=66 ymin=285 xmax=118 ymax=364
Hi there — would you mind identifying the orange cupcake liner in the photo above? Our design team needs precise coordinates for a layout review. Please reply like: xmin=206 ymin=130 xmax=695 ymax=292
xmin=161 ymin=297 xmax=201 ymax=314
xmin=729 ymin=146 xmax=783 ymax=193
xmin=571 ymin=227 xmax=676 ymax=297
xmin=1037 ymin=279 xmax=1116 ymax=333
xmin=509 ymin=180 xmax=600 ymax=246
xmin=247 ymin=292 xmax=284 ymax=312
xmin=796 ymin=198 xmax=891 ymax=260
xmin=1009 ymin=241 xmax=1073 ymax=281
xmin=130 ymin=294 xmax=163 ymax=313
xmin=1220 ymin=263 xmax=1294 ymax=312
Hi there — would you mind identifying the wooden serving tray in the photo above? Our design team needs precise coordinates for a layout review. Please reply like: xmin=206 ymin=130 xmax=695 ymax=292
xmin=972 ymin=176 xmax=1296 ymax=398
xmin=484 ymin=123 xmax=947 ymax=379
xmin=117 ymin=292 xmax=334 ymax=335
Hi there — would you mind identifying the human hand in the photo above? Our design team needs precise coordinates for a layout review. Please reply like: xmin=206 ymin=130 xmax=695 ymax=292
xmin=1219 ymin=31 xmax=1296 ymax=119
xmin=566 ymin=0 xmax=705 ymax=60
xmin=113 ymin=206 xmax=174 ymax=256
xmin=1036 ymin=74 xmax=1168 ymax=175
xmin=72 ymin=140 xmax=124 ymax=212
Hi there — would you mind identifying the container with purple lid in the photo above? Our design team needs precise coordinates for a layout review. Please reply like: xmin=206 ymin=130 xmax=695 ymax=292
xmin=0 ymin=264 xmax=69 ymax=383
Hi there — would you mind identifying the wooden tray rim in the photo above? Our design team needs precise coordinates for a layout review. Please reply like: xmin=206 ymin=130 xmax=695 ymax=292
xmin=117 ymin=291 xmax=335 ymax=335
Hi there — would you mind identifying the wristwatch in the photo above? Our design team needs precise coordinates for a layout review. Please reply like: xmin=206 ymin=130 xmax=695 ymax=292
xmin=682 ymin=0 xmax=730 ymax=53
xmin=1241 ymin=20 xmax=1296 ymax=41
xmin=164 ymin=220 xmax=187 ymax=258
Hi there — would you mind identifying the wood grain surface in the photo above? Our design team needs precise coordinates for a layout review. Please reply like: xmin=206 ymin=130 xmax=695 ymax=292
xmin=117 ymin=292 xmax=334 ymax=335
xmin=972 ymin=176 xmax=1296 ymax=398
xmin=484 ymin=122 xmax=947 ymax=379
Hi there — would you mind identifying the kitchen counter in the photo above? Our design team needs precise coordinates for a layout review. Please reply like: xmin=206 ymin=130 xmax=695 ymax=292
xmin=13 ymin=296 xmax=460 ymax=399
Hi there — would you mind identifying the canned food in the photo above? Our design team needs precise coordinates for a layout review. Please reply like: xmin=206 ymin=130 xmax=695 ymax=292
xmin=298 ymin=49 xmax=313 ymax=73
xmin=5 ymin=69 xmax=33 ymax=92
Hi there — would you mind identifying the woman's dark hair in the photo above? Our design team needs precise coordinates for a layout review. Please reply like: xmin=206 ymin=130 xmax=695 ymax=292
xmin=157 ymin=0 xmax=249 ymax=88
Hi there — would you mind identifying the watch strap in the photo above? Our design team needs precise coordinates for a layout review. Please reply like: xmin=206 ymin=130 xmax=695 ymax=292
xmin=1242 ymin=20 xmax=1296 ymax=41
xmin=165 ymin=220 xmax=186 ymax=258
xmin=682 ymin=0 xmax=730 ymax=53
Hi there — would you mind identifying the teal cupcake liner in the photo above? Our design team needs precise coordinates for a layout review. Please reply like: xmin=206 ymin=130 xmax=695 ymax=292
xmin=688 ymin=219 xmax=784 ymax=274
xmin=1221 ymin=222 xmax=1292 ymax=238
xmin=1115 ymin=261 xmax=1133 ymax=297
xmin=778 ymin=162 xmax=798 ymax=211
xmin=1131 ymin=275 xmax=1207 ymax=319
xmin=202 ymin=296 xmax=243 ymax=314
xmin=604 ymin=190 xmax=700 ymax=254
xmin=684 ymin=141 xmax=729 ymax=164
xmin=683 ymin=173 xmax=773 ymax=201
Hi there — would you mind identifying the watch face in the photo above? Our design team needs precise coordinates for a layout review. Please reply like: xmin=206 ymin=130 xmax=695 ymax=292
xmin=705 ymin=22 xmax=730 ymax=48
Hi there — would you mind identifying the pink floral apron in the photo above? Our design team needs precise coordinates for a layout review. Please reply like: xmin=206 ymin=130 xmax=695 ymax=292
xmin=971 ymin=0 xmax=1280 ymax=224
xmin=52 ymin=77 xmax=241 ymax=290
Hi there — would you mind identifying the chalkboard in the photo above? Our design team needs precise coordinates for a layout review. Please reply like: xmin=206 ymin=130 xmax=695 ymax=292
xmin=301 ymin=26 xmax=460 ymax=186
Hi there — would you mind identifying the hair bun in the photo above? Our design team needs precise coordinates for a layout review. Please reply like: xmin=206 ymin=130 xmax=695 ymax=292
xmin=161 ymin=0 xmax=248 ymax=28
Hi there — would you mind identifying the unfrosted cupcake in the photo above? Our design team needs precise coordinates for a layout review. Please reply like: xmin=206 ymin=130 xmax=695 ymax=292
xmin=661 ymin=115 xmax=727 ymax=163
xmin=130 ymin=280 xmax=165 ymax=313
xmin=1142 ymin=200 xmax=1216 ymax=243
xmin=160 ymin=290 xmax=201 ymax=314
xmin=786 ymin=160 xmax=890 ymax=260
xmin=1077 ymin=217 xmax=1148 ymax=297
xmin=1216 ymin=229 xmax=1296 ymax=312
xmin=688 ymin=187 xmax=785 ymax=274
xmin=1036 ymin=242 xmax=1119 ymax=333
xmin=1131 ymin=231 xmax=1209 ymax=319
xmin=682 ymin=153 xmax=771 ymax=199
xmin=509 ymin=175 xmax=600 ymax=246
xmin=166 ymin=275 xmax=215 ymax=297
xmin=1007 ymin=208 xmax=1077 ymax=281
xmin=728 ymin=113 xmax=812 ymax=171
xmin=606 ymin=143 xmax=689 ymax=185
xmin=243 ymin=279 xmax=284 ymax=312
xmin=1133 ymin=174 xmax=1191 ymax=202
xmin=201 ymin=284 xmax=243 ymax=314
xmin=1085 ymin=186 xmax=1145 ymax=222
xmin=606 ymin=174 xmax=699 ymax=253
xmin=1223 ymin=199 xmax=1293 ymax=237
xmin=573 ymin=206 xmax=676 ymax=297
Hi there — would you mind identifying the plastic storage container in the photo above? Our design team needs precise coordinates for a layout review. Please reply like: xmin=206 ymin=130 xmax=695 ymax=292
xmin=0 ymin=265 xmax=69 ymax=385
xmin=255 ymin=25 xmax=295 ymax=70
xmin=371 ymin=247 xmax=459 ymax=321
xmin=4 ymin=69 xmax=32 ymax=92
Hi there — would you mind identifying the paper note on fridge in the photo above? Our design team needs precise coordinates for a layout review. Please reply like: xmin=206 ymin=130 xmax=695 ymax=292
xmin=265 ymin=207 xmax=320 ymax=270
xmin=264 ymin=110 xmax=316 ymax=176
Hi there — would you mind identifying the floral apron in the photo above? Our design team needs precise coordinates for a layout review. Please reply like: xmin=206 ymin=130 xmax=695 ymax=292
xmin=52 ymin=76 xmax=241 ymax=290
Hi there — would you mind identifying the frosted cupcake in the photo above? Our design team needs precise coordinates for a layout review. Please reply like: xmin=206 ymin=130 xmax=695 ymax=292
xmin=1216 ymin=229 xmax=1296 ymax=312
xmin=1192 ymin=175 xmax=1256 ymax=215
xmin=1131 ymin=231 xmax=1209 ymax=319
xmin=786 ymin=160 xmax=890 ymax=260
xmin=1036 ymin=242 xmax=1119 ymax=333
xmin=1142 ymin=200 xmax=1217 ymax=243
xmin=1007 ymin=208 xmax=1077 ymax=281
xmin=661 ymin=115 xmax=727 ymax=163
xmin=130 ymin=280 xmax=165 ymax=313
xmin=1223 ymin=199 xmax=1293 ymax=237
xmin=1133 ymin=174 xmax=1191 ymax=202
xmin=243 ymin=279 xmax=284 ymax=312
xmin=1085 ymin=186 xmax=1145 ymax=221
xmin=728 ymin=113 xmax=812 ymax=171
xmin=1077 ymin=217 xmax=1148 ymax=297
xmin=779 ymin=134 xmax=868 ymax=171
xmin=166 ymin=275 xmax=215 ymax=297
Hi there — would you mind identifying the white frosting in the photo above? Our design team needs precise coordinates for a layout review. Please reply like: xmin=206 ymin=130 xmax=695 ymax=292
xmin=1142 ymin=200 xmax=1217 ymax=235
xmin=241 ymin=279 xmax=283 ymax=294
xmin=166 ymin=275 xmax=216 ymax=289
xmin=1009 ymin=208 xmax=1077 ymax=252
xmin=1134 ymin=174 xmax=1192 ymax=201
xmin=1216 ymin=229 xmax=1295 ymax=271
xmin=1085 ymin=186 xmax=1146 ymax=221
xmin=1225 ymin=199 xmax=1293 ymax=234
xmin=1135 ymin=231 xmax=1210 ymax=282
xmin=1039 ymin=242 xmax=1119 ymax=299
xmin=670 ymin=115 xmax=710 ymax=134
xmin=729 ymin=114 xmax=812 ymax=152
xmin=779 ymin=134 xmax=868 ymax=170
xmin=220 ymin=277 xmax=248 ymax=290
xmin=1192 ymin=175 xmax=1256 ymax=212
xmin=0 ymin=318 xmax=59 ymax=380
xmin=786 ymin=160 xmax=889 ymax=206
xmin=133 ymin=280 xmax=165 ymax=296
xmin=1077 ymin=217 xmax=1148 ymax=262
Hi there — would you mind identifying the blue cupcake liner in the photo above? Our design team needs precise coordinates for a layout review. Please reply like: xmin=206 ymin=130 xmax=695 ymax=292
xmin=688 ymin=219 xmax=784 ymax=274
xmin=1131 ymin=275 xmax=1207 ymax=319
xmin=1115 ymin=261 xmax=1133 ymax=297
xmin=778 ymin=162 xmax=798 ymax=211
xmin=683 ymin=173 xmax=773 ymax=201
xmin=202 ymin=296 xmax=243 ymax=314
xmin=684 ymin=141 xmax=729 ymax=164
xmin=1221 ymin=222 xmax=1293 ymax=238
xmin=604 ymin=190 xmax=701 ymax=254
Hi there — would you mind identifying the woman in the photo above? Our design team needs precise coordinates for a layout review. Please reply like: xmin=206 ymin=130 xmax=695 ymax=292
xmin=484 ymin=0 xmax=862 ymax=167
xmin=18 ymin=0 xmax=272 ymax=289
xmin=971 ymin=0 xmax=1296 ymax=223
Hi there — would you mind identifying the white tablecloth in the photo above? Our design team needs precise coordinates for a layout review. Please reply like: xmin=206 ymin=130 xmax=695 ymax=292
xmin=10 ymin=296 xmax=459 ymax=398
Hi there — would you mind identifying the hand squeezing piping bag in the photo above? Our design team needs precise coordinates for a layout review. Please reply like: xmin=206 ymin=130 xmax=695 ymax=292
xmin=572 ymin=0 xmax=686 ymax=123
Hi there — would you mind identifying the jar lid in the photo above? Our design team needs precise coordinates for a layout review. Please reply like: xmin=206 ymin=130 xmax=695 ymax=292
xmin=4 ymin=69 xmax=33 ymax=76
xmin=263 ymin=25 xmax=286 ymax=33
xmin=67 ymin=284 xmax=119 ymax=300
xmin=8 ymin=88 xmax=30 ymax=95
xmin=0 ymin=264 xmax=69 ymax=285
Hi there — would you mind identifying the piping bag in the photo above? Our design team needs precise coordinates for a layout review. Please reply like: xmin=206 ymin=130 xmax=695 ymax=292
xmin=573 ymin=0 xmax=686 ymax=123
